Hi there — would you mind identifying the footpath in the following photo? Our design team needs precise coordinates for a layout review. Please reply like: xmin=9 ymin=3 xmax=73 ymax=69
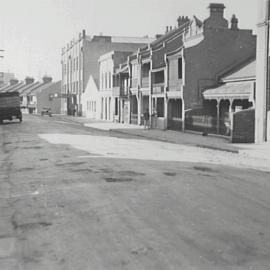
xmin=53 ymin=115 xmax=270 ymax=163
xmin=54 ymin=115 xmax=239 ymax=153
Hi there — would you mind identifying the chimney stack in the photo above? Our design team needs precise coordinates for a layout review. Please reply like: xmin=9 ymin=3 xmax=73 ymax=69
xmin=42 ymin=76 xmax=53 ymax=84
xmin=204 ymin=3 xmax=228 ymax=29
xmin=231 ymin=14 xmax=238 ymax=30
xmin=166 ymin=26 xmax=169 ymax=33
xmin=209 ymin=3 xmax=225 ymax=18
xmin=25 ymin=77 xmax=35 ymax=85
xmin=10 ymin=79 xmax=18 ymax=86
xmin=177 ymin=16 xmax=190 ymax=27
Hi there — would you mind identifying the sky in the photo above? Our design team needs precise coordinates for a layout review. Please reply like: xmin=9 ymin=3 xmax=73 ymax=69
xmin=0 ymin=0 xmax=258 ymax=82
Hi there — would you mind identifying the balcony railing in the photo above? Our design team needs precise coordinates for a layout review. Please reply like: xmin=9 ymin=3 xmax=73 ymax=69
xmin=152 ymin=83 xmax=165 ymax=94
xmin=112 ymin=87 xmax=120 ymax=96
xmin=168 ymin=79 xmax=183 ymax=91
xmin=141 ymin=77 xmax=149 ymax=88
xmin=131 ymin=78 xmax=138 ymax=88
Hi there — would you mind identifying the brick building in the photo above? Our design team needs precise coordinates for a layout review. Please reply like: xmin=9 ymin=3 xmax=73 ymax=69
xmin=61 ymin=30 xmax=154 ymax=116
xmin=116 ymin=3 xmax=256 ymax=132
xmin=0 ymin=76 xmax=61 ymax=115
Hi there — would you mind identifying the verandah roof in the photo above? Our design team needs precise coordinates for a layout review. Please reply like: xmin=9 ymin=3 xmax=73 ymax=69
xmin=203 ymin=82 xmax=254 ymax=100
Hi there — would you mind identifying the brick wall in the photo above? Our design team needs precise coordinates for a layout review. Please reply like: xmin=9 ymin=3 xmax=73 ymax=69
xmin=183 ymin=28 xmax=256 ymax=109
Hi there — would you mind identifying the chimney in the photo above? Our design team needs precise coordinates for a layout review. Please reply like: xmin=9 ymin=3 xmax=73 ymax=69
xmin=82 ymin=29 xmax=86 ymax=38
xmin=166 ymin=26 xmax=169 ymax=33
xmin=10 ymin=79 xmax=18 ymax=86
xmin=204 ymin=3 xmax=228 ymax=29
xmin=177 ymin=16 xmax=190 ymax=27
xmin=170 ymin=26 xmax=173 ymax=31
xmin=42 ymin=76 xmax=53 ymax=84
xmin=209 ymin=3 xmax=225 ymax=18
xmin=25 ymin=77 xmax=35 ymax=85
xmin=231 ymin=14 xmax=238 ymax=30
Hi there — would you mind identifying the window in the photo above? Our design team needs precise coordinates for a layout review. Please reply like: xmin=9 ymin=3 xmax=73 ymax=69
xmin=178 ymin=58 xmax=183 ymax=79
xmin=105 ymin=72 xmax=108 ymax=89
xmin=156 ymin=98 xmax=164 ymax=117
xmin=108 ymin=72 xmax=111 ymax=89
xmin=115 ymin=97 xmax=118 ymax=115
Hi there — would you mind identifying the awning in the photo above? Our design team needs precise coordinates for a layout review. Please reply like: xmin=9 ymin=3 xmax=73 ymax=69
xmin=203 ymin=82 xmax=254 ymax=100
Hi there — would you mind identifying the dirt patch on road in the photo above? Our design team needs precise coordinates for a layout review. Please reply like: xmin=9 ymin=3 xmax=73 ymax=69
xmin=193 ymin=166 xmax=214 ymax=173
xmin=12 ymin=220 xmax=52 ymax=231
xmin=104 ymin=177 xmax=133 ymax=183
xmin=71 ymin=168 xmax=93 ymax=173
xmin=163 ymin=172 xmax=177 ymax=176
xmin=55 ymin=161 xmax=86 ymax=167
xmin=22 ymin=146 xmax=43 ymax=149
xmin=16 ymin=167 xmax=34 ymax=172
xmin=118 ymin=170 xmax=145 ymax=177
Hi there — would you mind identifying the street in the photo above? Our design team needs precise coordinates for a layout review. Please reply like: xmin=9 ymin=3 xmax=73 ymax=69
xmin=0 ymin=114 xmax=269 ymax=270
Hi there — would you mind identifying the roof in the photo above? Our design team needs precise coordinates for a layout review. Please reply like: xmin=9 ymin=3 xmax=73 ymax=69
xmin=111 ymin=36 xmax=155 ymax=44
xmin=203 ymin=82 xmax=254 ymax=100
xmin=30 ymin=82 xmax=54 ymax=95
xmin=0 ymin=82 xmax=24 ymax=93
xmin=17 ymin=82 xmax=40 ymax=94
xmin=222 ymin=60 xmax=256 ymax=82
xmin=36 ymin=81 xmax=61 ymax=95
xmin=21 ymin=82 xmax=44 ymax=95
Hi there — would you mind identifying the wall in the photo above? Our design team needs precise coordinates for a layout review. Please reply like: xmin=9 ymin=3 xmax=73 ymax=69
xmin=183 ymin=28 xmax=256 ymax=110
xmin=232 ymin=108 xmax=255 ymax=143
xmin=81 ymin=75 xmax=101 ymax=119
xmin=36 ymin=81 xmax=61 ymax=114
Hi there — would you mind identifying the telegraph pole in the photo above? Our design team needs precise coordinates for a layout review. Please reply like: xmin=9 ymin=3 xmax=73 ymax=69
xmin=255 ymin=0 xmax=270 ymax=142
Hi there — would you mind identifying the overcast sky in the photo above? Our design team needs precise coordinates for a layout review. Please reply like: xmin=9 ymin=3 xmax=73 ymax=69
xmin=0 ymin=0 xmax=258 ymax=82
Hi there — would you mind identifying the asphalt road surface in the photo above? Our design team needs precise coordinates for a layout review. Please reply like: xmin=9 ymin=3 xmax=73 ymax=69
xmin=0 ymin=114 xmax=269 ymax=270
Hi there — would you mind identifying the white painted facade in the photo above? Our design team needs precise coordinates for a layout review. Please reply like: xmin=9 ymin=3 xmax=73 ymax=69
xmin=81 ymin=75 xmax=101 ymax=119
xmin=99 ymin=52 xmax=115 ymax=122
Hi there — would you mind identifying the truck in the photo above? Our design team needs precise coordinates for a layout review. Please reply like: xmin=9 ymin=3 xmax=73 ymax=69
xmin=0 ymin=91 xmax=22 ymax=124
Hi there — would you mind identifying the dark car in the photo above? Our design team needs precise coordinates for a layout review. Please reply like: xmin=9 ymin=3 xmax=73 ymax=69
xmin=41 ymin=107 xmax=52 ymax=117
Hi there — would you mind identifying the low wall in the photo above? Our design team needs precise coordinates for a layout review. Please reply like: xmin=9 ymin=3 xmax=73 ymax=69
xmin=232 ymin=108 xmax=255 ymax=143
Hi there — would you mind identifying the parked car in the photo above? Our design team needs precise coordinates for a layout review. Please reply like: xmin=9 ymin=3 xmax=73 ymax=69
xmin=41 ymin=107 xmax=52 ymax=117
xmin=0 ymin=91 xmax=22 ymax=124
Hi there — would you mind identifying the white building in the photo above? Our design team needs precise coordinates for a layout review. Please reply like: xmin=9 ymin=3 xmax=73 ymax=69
xmin=99 ymin=51 xmax=133 ymax=122
xmin=61 ymin=30 xmax=154 ymax=117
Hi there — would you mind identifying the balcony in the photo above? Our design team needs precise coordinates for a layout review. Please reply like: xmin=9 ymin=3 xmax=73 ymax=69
xmin=120 ymin=87 xmax=129 ymax=97
xmin=141 ymin=77 xmax=150 ymax=88
xmin=168 ymin=79 xmax=183 ymax=91
xmin=131 ymin=78 xmax=138 ymax=89
xmin=152 ymin=83 xmax=165 ymax=94
xmin=112 ymin=87 xmax=120 ymax=97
